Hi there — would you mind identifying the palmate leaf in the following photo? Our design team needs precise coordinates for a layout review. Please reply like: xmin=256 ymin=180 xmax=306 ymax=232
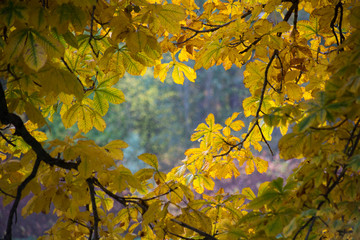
xmin=93 ymin=87 xmax=125 ymax=116
xmin=194 ymin=39 xmax=225 ymax=70
xmin=154 ymin=4 xmax=186 ymax=34
xmin=0 ymin=0 xmax=26 ymax=27
xmin=4 ymin=28 xmax=27 ymax=61
xmin=119 ymin=48 xmax=146 ymax=75
xmin=126 ymin=30 xmax=148 ymax=54
xmin=172 ymin=61 xmax=196 ymax=84
xmin=23 ymin=32 xmax=47 ymax=71
xmin=32 ymin=29 xmax=65 ymax=58
xmin=38 ymin=67 xmax=83 ymax=99
xmin=138 ymin=153 xmax=158 ymax=170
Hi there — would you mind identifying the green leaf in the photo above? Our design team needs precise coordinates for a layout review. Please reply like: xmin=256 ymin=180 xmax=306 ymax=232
xmin=247 ymin=190 xmax=280 ymax=210
xmin=265 ymin=216 xmax=283 ymax=236
xmin=242 ymin=187 xmax=256 ymax=200
xmin=96 ymin=87 xmax=125 ymax=104
xmin=32 ymin=30 xmax=65 ymax=58
xmin=349 ymin=154 xmax=360 ymax=171
xmin=297 ymin=114 xmax=316 ymax=132
xmin=4 ymin=28 xmax=27 ymax=61
xmin=63 ymin=30 xmax=79 ymax=49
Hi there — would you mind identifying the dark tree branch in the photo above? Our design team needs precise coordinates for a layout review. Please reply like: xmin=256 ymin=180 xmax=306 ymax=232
xmin=91 ymin=177 xmax=128 ymax=206
xmin=310 ymin=118 xmax=347 ymax=131
xmin=87 ymin=178 xmax=100 ymax=240
xmin=304 ymin=216 xmax=316 ymax=240
xmin=256 ymin=121 xmax=274 ymax=155
xmin=4 ymin=157 xmax=42 ymax=240
xmin=344 ymin=118 xmax=360 ymax=156
xmin=166 ymin=230 xmax=194 ymax=240
xmin=89 ymin=5 xmax=100 ymax=57
xmin=0 ymin=131 xmax=16 ymax=147
xmin=256 ymin=50 xmax=278 ymax=118
xmin=338 ymin=2 xmax=345 ymax=44
xmin=171 ymin=219 xmax=218 ymax=240
xmin=60 ymin=57 xmax=87 ymax=93
xmin=0 ymin=81 xmax=79 ymax=239
xmin=70 ymin=218 xmax=93 ymax=230
xmin=177 ymin=7 xmax=255 ymax=45
xmin=0 ymin=187 xmax=16 ymax=198
xmin=293 ymin=1 xmax=298 ymax=31
xmin=330 ymin=2 xmax=345 ymax=50
xmin=292 ymin=217 xmax=313 ymax=240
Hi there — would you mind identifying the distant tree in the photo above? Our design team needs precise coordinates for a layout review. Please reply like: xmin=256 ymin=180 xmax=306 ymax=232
xmin=0 ymin=0 xmax=359 ymax=240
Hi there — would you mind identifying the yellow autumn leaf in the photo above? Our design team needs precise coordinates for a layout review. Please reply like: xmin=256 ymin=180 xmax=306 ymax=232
xmin=245 ymin=158 xmax=255 ymax=175
xmin=254 ymin=157 xmax=268 ymax=173
xmin=155 ymin=4 xmax=186 ymax=34
xmin=285 ymin=82 xmax=303 ymax=101
xmin=126 ymin=30 xmax=148 ymax=54
xmin=172 ymin=61 xmax=196 ymax=84
xmin=154 ymin=63 xmax=171 ymax=82
xmin=138 ymin=153 xmax=159 ymax=170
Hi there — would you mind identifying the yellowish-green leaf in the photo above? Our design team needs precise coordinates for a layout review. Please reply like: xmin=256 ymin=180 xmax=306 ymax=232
xmin=285 ymin=82 xmax=303 ymax=101
xmin=126 ymin=30 xmax=148 ymax=54
xmin=155 ymin=4 xmax=186 ymax=34
xmin=138 ymin=153 xmax=158 ymax=170
xmin=23 ymin=32 xmax=47 ymax=71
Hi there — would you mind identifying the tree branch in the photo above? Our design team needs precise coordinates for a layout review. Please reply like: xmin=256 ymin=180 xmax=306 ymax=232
xmin=4 ymin=157 xmax=42 ymax=240
xmin=256 ymin=121 xmax=274 ymax=155
xmin=87 ymin=178 xmax=100 ymax=240
xmin=0 ymin=130 xmax=16 ymax=147
xmin=171 ymin=219 xmax=218 ymax=240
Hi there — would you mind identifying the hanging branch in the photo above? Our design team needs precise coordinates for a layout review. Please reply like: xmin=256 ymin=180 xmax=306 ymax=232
xmin=4 ymin=158 xmax=42 ymax=240
xmin=87 ymin=178 xmax=100 ymax=240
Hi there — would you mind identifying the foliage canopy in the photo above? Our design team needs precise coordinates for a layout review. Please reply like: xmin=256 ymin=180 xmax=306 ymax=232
xmin=0 ymin=0 xmax=360 ymax=239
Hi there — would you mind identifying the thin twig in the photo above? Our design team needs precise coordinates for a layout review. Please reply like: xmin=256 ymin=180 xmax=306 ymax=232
xmin=0 ymin=131 xmax=16 ymax=147
xmin=256 ymin=50 xmax=278 ymax=118
xmin=292 ymin=217 xmax=313 ymax=240
xmin=171 ymin=219 xmax=218 ymax=240
xmin=305 ymin=217 xmax=316 ymax=240
xmin=87 ymin=178 xmax=100 ymax=240
xmin=310 ymin=118 xmax=347 ymax=131
xmin=89 ymin=5 xmax=100 ymax=57
xmin=0 ymin=187 xmax=16 ymax=198
xmin=256 ymin=121 xmax=274 ymax=155
xmin=167 ymin=230 xmax=194 ymax=240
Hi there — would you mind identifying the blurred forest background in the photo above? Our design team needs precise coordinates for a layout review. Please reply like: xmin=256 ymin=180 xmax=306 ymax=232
xmin=45 ymin=65 xmax=254 ymax=172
